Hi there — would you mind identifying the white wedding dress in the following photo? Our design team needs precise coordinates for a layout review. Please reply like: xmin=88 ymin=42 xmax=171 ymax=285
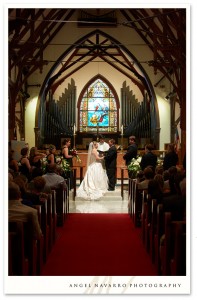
xmin=76 ymin=148 xmax=108 ymax=200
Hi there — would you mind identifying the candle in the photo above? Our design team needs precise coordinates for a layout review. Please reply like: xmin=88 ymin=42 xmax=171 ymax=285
xmin=121 ymin=125 xmax=123 ymax=135
xmin=73 ymin=123 xmax=76 ymax=135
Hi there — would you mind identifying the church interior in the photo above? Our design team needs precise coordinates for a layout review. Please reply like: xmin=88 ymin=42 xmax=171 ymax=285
xmin=7 ymin=7 xmax=187 ymax=289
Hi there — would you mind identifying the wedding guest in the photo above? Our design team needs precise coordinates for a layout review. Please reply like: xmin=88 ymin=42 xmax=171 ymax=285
xmin=42 ymin=163 xmax=66 ymax=189
xmin=138 ymin=167 xmax=154 ymax=190
xmin=140 ymin=144 xmax=157 ymax=171
xmin=62 ymin=138 xmax=74 ymax=189
xmin=163 ymin=143 xmax=178 ymax=171
xmin=9 ymin=150 xmax=19 ymax=173
xmin=123 ymin=136 xmax=138 ymax=166
xmin=29 ymin=146 xmax=46 ymax=169
xmin=13 ymin=176 xmax=43 ymax=206
xmin=18 ymin=147 xmax=32 ymax=181
xmin=8 ymin=182 xmax=42 ymax=240
xmin=47 ymin=145 xmax=56 ymax=165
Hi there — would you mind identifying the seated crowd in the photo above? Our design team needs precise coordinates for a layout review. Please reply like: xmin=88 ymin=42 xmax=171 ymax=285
xmin=8 ymin=143 xmax=68 ymax=242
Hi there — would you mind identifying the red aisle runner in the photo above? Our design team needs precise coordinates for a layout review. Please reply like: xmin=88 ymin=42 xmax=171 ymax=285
xmin=41 ymin=213 xmax=157 ymax=276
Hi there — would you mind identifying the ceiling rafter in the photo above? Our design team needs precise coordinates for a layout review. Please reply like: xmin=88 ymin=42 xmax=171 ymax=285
xmin=8 ymin=9 xmax=186 ymax=103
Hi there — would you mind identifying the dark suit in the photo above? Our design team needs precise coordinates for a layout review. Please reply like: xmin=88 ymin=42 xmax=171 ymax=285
xmin=163 ymin=151 xmax=178 ymax=170
xmin=123 ymin=143 xmax=138 ymax=165
xmin=140 ymin=151 xmax=157 ymax=171
xmin=104 ymin=145 xmax=117 ymax=190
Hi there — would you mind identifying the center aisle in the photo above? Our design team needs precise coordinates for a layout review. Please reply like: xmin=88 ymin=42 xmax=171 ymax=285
xmin=41 ymin=213 xmax=157 ymax=276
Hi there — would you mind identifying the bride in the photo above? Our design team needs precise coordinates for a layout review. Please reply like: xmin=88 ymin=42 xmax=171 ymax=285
xmin=76 ymin=141 xmax=108 ymax=200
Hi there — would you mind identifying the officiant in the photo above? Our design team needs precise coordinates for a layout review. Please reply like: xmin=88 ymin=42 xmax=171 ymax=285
xmin=97 ymin=134 xmax=109 ymax=152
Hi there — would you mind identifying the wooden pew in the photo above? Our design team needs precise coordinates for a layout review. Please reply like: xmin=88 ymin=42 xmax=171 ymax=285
xmin=128 ymin=178 xmax=135 ymax=217
xmin=53 ymin=181 xmax=68 ymax=226
xmin=39 ymin=199 xmax=50 ymax=263
xmin=149 ymin=199 xmax=158 ymax=263
xmin=170 ymin=222 xmax=186 ymax=275
xmin=46 ymin=194 xmax=53 ymax=252
xmin=154 ymin=203 xmax=164 ymax=275
xmin=51 ymin=189 xmax=57 ymax=243
xmin=133 ymin=180 xmax=147 ymax=227
xmin=8 ymin=223 xmax=29 ymax=275
xmin=160 ymin=212 xmax=186 ymax=275
xmin=8 ymin=221 xmax=37 ymax=275
xmin=141 ymin=191 xmax=149 ymax=245
xmin=32 ymin=205 xmax=44 ymax=274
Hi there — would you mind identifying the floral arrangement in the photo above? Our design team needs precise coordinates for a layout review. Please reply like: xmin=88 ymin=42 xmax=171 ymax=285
xmin=127 ymin=156 xmax=142 ymax=178
xmin=40 ymin=155 xmax=71 ymax=174
xmin=40 ymin=156 xmax=48 ymax=173
xmin=59 ymin=157 xmax=71 ymax=173
xmin=157 ymin=158 xmax=163 ymax=166
xmin=70 ymin=148 xmax=82 ymax=163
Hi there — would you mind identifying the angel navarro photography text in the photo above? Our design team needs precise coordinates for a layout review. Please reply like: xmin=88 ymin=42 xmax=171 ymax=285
xmin=68 ymin=283 xmax=182 ymax=289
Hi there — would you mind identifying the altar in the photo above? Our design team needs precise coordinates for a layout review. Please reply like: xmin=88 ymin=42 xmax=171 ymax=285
xmin=72 ymin=149 xmax=166 ymax=180
xmin=72 ymin=151 xmax=128 ymax=179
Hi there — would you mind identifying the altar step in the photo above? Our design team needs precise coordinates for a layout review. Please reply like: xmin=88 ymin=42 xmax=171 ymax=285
xmin=74 ymin=189 xmax=122 ymax=201
xmin=69 ymin=189 xmax=129 ymax=213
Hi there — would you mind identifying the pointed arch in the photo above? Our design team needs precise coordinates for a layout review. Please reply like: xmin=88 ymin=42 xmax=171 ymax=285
xmin=36 ymin=29 xmax=160 ymax=147
xmin=77 ymin=74 xmax=120 ymax=133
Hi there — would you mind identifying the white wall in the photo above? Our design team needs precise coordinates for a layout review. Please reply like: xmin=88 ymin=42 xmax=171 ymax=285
xmin=25 ymin=96 xmax=38 ymax=149
xmin=156 ymin=95 xmax=171 ymax=150
xmin=23 ymin=10 xmax=175 ymax=150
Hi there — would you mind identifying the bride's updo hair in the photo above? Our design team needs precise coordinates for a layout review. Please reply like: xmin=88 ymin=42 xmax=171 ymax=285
xmin=92 ymin=141 xmax=98 ymax=149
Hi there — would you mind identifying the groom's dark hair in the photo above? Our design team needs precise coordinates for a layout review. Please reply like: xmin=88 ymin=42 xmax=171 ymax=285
xmin=99 ymin=134 xmax=105 ymax=139
xmin=109 ymin=139 xmax=115 ymax=145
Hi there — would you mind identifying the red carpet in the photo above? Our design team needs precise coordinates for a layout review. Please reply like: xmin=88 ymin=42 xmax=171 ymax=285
xmin=41 ymin=213 xmax=157 ymax=276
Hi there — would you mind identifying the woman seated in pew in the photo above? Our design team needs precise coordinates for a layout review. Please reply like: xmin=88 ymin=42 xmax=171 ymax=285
xmin=155 ymin=165 xmax=164 ymax=175
xmin=163 ymin=170 xmax=170 ymax=193
xmin=30 ymin=176 xmax=50 ymax=200
xmin=13 ymin=176 xmax=45 ymax=207
xmin=138 ymin=167 xmax=154 ymax=190
xmin=8 ymin=182 xmax=42 ymax=240
xmin=136 ymin=170 xmax=145 ymax=183
xmin=9 ymin=149 xmax=19 ymax=173
xmin=148 ymin=177 xmax=163 ymax=204
xmin=162 ymin=172 xmax=186 ymax=221
xmin=27 ymin=168 xmax=51 ymax=194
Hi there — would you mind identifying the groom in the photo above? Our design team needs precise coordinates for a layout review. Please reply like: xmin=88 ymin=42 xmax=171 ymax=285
xmin=104 ymin=139 xmax=117 ymax=191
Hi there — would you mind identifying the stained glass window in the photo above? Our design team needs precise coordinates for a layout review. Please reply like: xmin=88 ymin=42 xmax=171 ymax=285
xmin=79 ymin=79 xmax=118 ymax=132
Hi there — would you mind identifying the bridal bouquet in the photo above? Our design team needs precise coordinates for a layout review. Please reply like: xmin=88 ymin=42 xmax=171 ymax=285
xmin=127 ymin=156 xmax=142 ymax=178
xmin=70 ymin=148 xmax=82 ymax=163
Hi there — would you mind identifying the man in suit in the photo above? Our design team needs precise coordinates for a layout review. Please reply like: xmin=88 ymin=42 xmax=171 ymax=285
xmin=104 ymin=139 xmax=117 ymax=191
xmin=140 ymin=144 xmax=157 ymax=171
xmin=123 ymin=136 xmax=138 ymax=166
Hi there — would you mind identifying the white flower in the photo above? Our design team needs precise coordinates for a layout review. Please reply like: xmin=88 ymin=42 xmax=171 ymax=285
xmin=137 ymin=156 xmax=142 ymax=163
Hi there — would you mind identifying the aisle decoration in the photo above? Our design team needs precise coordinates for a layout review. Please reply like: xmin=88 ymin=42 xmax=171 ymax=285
xmin=127 ymin=156 xmax=142 ymax=178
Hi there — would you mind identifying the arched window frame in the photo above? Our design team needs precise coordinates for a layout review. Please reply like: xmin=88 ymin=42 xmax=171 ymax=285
xmin=77 ymin=75 xmax=120 ymax=133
